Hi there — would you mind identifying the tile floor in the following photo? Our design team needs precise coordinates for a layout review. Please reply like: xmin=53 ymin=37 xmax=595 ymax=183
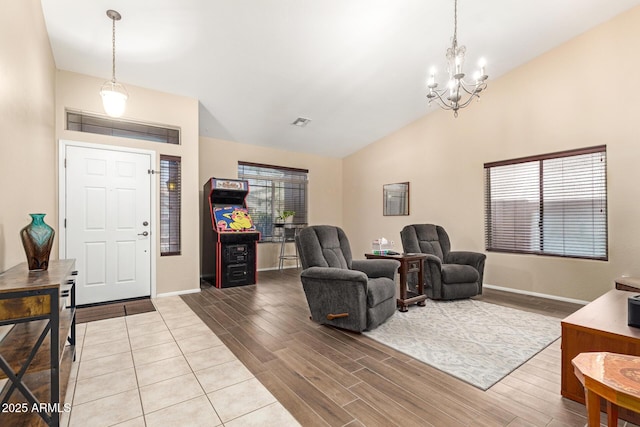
xmin=62 ymin=296 xmax=301 ymax=427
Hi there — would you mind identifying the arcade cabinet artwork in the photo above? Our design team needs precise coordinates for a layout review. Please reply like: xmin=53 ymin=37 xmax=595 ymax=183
xmin=202 ymin=178 xmax=260 ymax=288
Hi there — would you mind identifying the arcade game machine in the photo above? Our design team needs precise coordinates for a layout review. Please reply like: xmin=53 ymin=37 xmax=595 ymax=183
xmin=202 ymin=178 xmax=260 ymax=288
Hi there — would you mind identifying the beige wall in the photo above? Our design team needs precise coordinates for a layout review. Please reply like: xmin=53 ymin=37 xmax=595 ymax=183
xmin=199 ymin=136 xmax=343 ymax=269
xmin=343 ymin=6 xmax=640 ymax=302
xmin=0 ymin=0 xmax=56 ymax=272
xmin=5 ymin=1 xmax=638 ymax=302
xmin=56 ymin=71 xmax=200 ymax=296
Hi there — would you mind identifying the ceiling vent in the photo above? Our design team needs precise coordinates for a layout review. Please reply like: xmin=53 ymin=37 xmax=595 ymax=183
xmin=291 ymin=117 xmax=311 ymax=127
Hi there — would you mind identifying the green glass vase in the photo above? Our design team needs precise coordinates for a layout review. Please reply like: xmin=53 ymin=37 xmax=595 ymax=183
xmin=20 ymin=213 xmax=55 ymax=271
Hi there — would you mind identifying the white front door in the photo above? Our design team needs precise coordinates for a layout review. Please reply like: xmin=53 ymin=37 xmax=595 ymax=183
xmin=65 ymin=145 xmax=152 ymax=305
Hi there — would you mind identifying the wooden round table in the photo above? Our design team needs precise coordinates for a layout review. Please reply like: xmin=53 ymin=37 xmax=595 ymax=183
xmin=572 ymin=352 xmax=640 ymax=426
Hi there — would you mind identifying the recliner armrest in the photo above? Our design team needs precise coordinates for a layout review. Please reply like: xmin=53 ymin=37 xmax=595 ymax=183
xmin=351 ymin=259 xmax=400 ymax=280
xmin=446 ymin=251 xmax=486 ymax=267
xmin=446 ymin=251 xmax=486 ymax=289
xmin=423 ymin=254 xmax=443 ymax=269
xmin=301 ymin=266 xmax=368 ymax=286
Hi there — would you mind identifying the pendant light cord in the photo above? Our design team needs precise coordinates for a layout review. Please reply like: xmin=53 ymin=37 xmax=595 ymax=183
xmin=111 ymin=16 xmax=117 ymax=83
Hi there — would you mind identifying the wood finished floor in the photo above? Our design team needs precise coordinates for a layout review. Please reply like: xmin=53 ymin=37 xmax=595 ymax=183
xmin=181 ymin=269 xmax=627 ymax=427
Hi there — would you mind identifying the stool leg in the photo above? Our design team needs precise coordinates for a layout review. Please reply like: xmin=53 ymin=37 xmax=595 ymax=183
xmin=279 ymin=235 xmax=286 ymax=271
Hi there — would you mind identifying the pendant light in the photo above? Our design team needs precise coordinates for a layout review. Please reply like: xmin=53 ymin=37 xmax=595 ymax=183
xmin=100 ymin=9 xmax=128 ymax=117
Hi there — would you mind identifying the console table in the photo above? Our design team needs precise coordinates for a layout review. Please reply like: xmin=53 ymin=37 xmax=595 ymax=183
xmin=0 ymin=259 xmax=77 ymax=426
xmin=364 ymin=253 xmax=427 ymax=312
xmin=561 ymin=289 xmax=640 ymax=424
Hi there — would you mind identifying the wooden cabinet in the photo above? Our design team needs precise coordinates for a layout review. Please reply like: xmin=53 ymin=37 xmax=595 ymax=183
xmin=0 ymin=259 xmax=76 ymax=426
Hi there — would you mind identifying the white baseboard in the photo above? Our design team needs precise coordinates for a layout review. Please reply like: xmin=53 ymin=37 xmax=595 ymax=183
xmin=155 ymin=288 xmax=201 ymax=298
xmin=483 ymin=283 xmax=589 ymax=306
xmin=258 ymin=266 xmax=299 ymax=272
xmin=258 ymin=266 xmax=280 ymax=272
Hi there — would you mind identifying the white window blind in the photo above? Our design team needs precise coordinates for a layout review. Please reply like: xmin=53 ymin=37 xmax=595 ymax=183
xmin=238 ymin=162 xmax=308 ymax=242
xmin=160 ymin=155 xmax=181 ymax=255
xmin=484 ymin=146 xmax=607 ymax=260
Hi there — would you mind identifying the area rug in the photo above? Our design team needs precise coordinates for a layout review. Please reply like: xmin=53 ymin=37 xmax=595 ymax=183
xmin=363 ymin=299 xmax=560 ymax=390
xmin=76 ymin=298 xmax=156 ymax=324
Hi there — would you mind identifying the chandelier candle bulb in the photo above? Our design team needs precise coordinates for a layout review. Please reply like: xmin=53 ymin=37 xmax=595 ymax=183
xmin=479 ymin=58 xmax=486 ymax=76
xmin=428 ymin=68 xmax=437 ymax=88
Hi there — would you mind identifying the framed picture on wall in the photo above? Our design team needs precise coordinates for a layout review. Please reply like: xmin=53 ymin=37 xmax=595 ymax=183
xmin=383 ymin=182 xmax=409 ymax=216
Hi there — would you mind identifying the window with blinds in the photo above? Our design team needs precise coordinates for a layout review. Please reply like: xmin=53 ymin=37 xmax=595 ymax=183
xmin=484 ymin=145 xmax=607 ymax=260
xmin=238 ymin=162 xmax=308 ymax=242
xmin=160 ymin=155 xmax=181 ymax=255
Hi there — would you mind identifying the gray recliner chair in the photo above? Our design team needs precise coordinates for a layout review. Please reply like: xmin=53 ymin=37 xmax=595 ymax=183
xmin=296 ymin=225 xmax=399 ymax=332
xmin=400 ymin=224 xmax=486 ymax=300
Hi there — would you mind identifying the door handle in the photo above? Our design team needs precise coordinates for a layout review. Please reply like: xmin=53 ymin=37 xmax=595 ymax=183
xmin=138 ymin=231 xmax=149 ymax=237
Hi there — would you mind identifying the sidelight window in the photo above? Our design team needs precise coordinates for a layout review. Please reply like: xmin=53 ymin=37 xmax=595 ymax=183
xmin=160 ymin=155 xmax=181 ymax=255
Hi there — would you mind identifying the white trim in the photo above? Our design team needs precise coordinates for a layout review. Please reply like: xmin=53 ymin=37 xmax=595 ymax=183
xmin=483 ymin=283 xmax=589 ymax=305
xmin=58 ymin=139 xmax=158 ymax=299
xmin=258 ymin=266 xmax=299 ymax=272
xmin=155 ymin=288 xmax=201 ymax=298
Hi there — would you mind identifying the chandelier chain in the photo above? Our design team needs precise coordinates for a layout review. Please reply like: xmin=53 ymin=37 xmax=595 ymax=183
xmin=453 ymin=0 xmax=458 ymax=46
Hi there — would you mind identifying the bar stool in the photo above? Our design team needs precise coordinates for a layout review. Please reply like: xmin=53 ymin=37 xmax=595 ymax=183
xmin=275 ymin=223 xmax=306 ymax=271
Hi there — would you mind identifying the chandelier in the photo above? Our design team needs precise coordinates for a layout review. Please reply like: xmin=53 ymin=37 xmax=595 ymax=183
xmin=100 ymin=10 xmax=128 ymax=118
xmin=426 ymin=0 xmax=488 ymax=117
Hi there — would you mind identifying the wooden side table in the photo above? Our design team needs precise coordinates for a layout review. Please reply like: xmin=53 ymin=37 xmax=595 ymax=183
xmin=572 ymin=352 xmax=640 ymax=427
xmin=364 ymin=253 xmax=427 ymax=312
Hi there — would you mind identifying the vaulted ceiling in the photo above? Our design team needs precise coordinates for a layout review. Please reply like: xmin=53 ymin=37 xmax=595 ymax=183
xmin=41 ymin=0 xmax=640 ymax=157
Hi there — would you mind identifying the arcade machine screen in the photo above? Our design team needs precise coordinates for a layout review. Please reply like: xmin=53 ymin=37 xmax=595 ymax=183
xmin=213 ymin=206 xmax=256 ymax=232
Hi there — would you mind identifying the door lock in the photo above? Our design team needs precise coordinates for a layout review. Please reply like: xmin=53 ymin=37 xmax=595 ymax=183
xmin=138 ymin=231 xmax=149 ymax=237
xmin=143 ymin=221 xmax=149 ymax=226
